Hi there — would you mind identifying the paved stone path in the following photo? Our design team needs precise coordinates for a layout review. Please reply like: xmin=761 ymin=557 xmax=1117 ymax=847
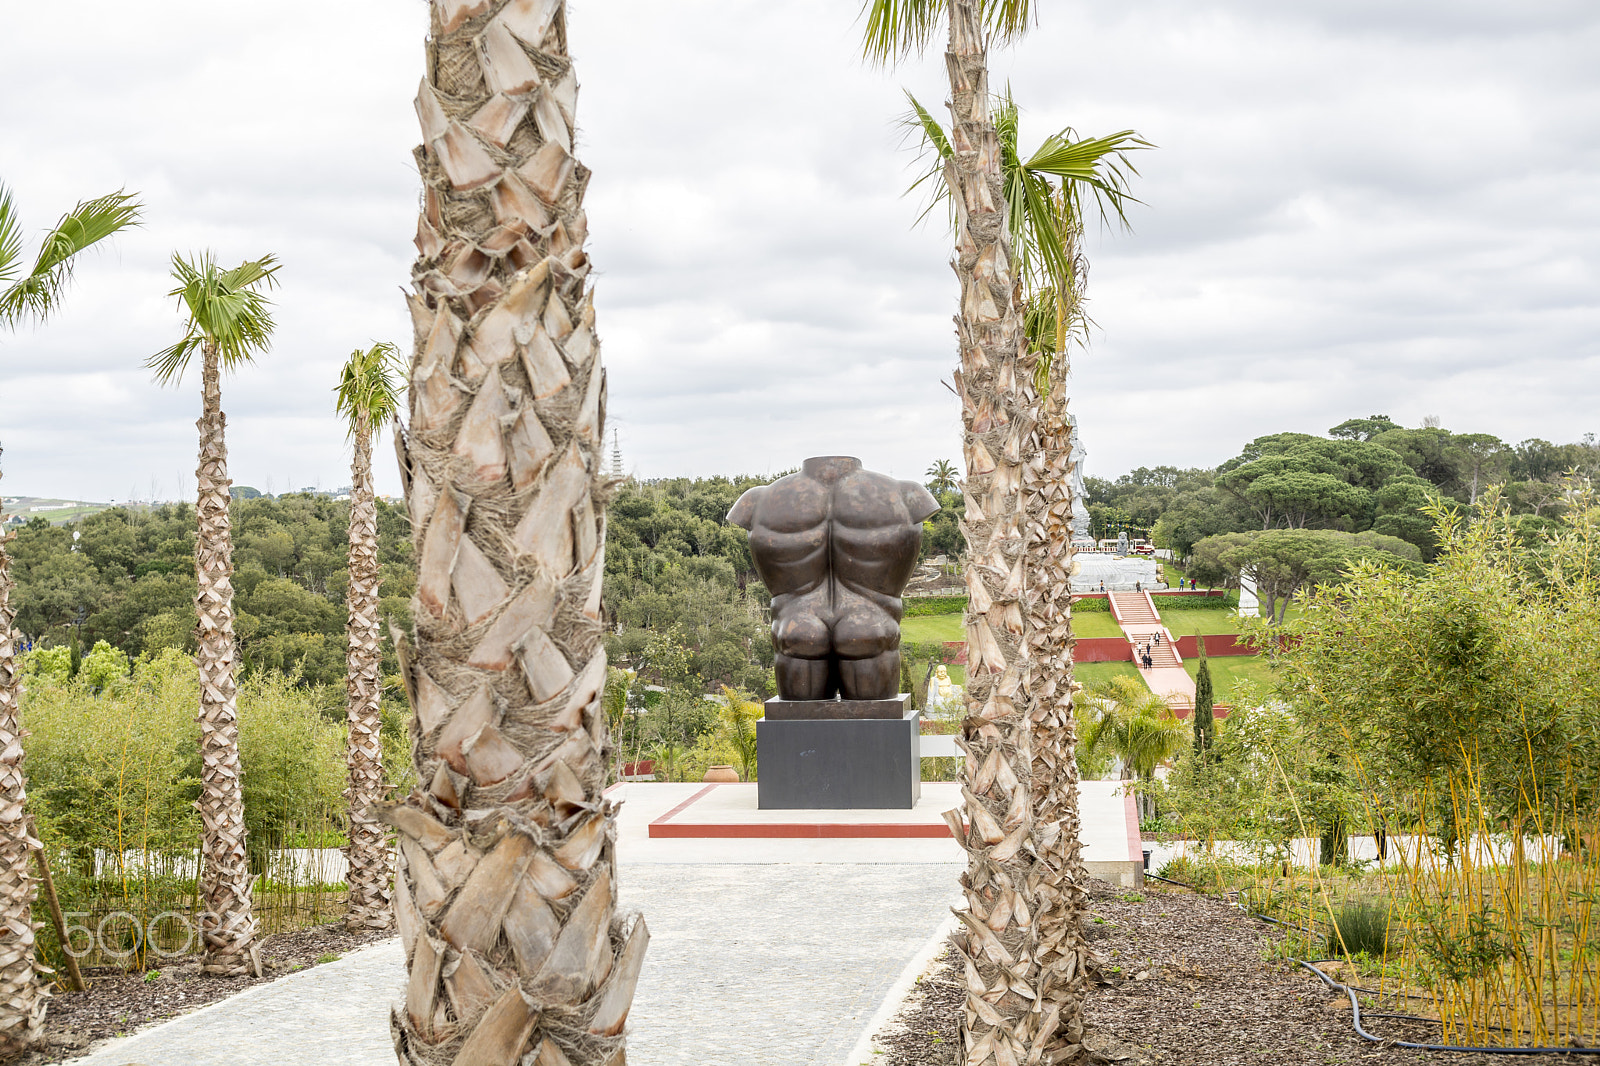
xmin=75 ymin=863 xmax=961 ymax=1066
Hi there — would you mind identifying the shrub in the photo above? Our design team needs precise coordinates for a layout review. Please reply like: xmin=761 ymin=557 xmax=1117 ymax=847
xmin=1327 ymin=901 xmax=1392 ymax=958
xmin=1069 ymin=596 xmax=1109 ymax=612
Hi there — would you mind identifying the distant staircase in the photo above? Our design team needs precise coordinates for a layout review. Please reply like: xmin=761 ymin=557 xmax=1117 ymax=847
xmin=1108 ymin=591 xmax=1159 ymax=625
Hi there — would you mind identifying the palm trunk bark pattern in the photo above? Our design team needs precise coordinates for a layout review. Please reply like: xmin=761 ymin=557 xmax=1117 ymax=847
xmin=193 ymin=345 xmax=260 ymax=977
xmin=0 ymin=478 xmax=45 ymax=1056
xmin=390 ymin=2 xmax=644 ymax=1063
xmin=345 ymin=420 xmax=393 ymax=931
xmin=1022 ymin=368 xmax=1094 ymax=1058
xmin=942 ymin=3 xmax=1061 ymax=1063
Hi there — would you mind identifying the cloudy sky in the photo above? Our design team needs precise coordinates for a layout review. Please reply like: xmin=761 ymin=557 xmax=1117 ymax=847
xmin=2 ymin=0 xmax=1597 ymax=502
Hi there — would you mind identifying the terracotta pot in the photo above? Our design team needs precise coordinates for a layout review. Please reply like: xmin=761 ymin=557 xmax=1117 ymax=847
xmin=703 ymin=765 xmax=740 ymax=783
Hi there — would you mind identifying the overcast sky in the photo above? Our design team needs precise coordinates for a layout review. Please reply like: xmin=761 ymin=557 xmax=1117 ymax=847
xmin=2 ymin=0 xmax=1597 ymax=502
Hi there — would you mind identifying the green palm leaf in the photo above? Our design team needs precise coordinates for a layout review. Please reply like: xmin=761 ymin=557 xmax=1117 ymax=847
xmin=335 ymin=342 xmax=407 ymax=438
xmin=0 ymin=187 xmax=142 ymax=328
xmin=147 ymin=251 xmax=281 ymax=383
xmin=0 ymin=185 xmax=22 ymax=287
xmin=860 ymin=0 xmax=1034 ymax=66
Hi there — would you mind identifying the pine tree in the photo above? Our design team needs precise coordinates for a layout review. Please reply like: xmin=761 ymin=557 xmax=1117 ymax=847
xmin=1192 ymin=635 xmax=1215 ymax=760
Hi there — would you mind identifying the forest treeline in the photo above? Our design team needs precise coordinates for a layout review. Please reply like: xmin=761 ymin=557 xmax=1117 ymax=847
xmin=10 ymin=412 xmax=1589 ymax=693
xmin=1086 ymin=417 xmax=1599 ymax=562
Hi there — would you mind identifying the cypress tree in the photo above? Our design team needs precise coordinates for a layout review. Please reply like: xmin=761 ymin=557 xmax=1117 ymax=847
xmin=901 ymin=653 xmax=917 ymax=708
xmin=1192 ymin=635 xmax=1215 ymax=759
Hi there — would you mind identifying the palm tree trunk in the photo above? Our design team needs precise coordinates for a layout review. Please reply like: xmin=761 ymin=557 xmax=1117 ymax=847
xmin=344 ymin=418 xmax=392 ymax=931
xmin=0 ymin=480 xmax=45 ymax=1056
xmin=1022 ymin=369 xmax=1094 ymax=1056
xmin=943 ymin=4 xmax=1055 ymax=1064
xmin=390 ymin=3 xmax=644 ymax=1062
xmin=194 ymin=341 xmax=259 ymax=977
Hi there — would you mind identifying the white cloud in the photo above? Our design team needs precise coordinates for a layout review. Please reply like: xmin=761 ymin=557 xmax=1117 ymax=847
xmin=1 ymin=0 xmax=1596 ymax=501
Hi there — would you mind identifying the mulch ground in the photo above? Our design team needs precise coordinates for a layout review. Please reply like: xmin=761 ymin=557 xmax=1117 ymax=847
xmin=874 ymin=878 xmax=1585 ymax=1066
xmin=22 ymin=922 xmax=393 ymax=1063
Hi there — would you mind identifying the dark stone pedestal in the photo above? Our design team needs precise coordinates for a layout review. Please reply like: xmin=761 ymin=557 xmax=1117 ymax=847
xmin=757 ymin=694 xmax=920 ymax=810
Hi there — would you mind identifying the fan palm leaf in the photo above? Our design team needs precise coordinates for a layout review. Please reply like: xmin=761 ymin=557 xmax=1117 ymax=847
xmin=147 ymin=252 xmax=280 ymax=383
xmin=0 ymin=185 xmax=142 ymax=328
xmin=334 ymin=341 xmax=406 ymax=437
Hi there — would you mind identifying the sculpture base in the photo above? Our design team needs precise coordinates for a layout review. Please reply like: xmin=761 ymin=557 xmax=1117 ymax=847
xmin=757 ymin=697 xmax=920 ymax=810
xmin=763 ymin=694 xmax=912 ymax=720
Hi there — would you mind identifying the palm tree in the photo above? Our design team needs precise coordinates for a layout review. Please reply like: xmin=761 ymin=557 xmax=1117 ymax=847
xmin=1082 ymin=676 xmax=1186 ymax=818
xmin=0 ymin=182 xmax=140 ymax=1053
xmin=909 ymin=89 xmax=1147 ymax=1009
xmin=334 ymin=342 xmax=404 ymax=932
xmin=389 ymin=3 xmax=646 ymax=1062
xmin=863 ymin=3 xmax=1076 ymax=1061
xmin=148 ymin=251 xmax=280 ymax=978
xmin=925 ymin=458 xmax=958 ymax=495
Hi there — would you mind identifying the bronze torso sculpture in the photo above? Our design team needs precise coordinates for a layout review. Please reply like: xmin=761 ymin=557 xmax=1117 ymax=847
xmin=728 ymin=456 xmax=940 ymax=701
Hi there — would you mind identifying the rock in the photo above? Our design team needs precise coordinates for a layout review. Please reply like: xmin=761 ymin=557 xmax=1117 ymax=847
xmin=1324 ymin=997 xmax=1351 ymax=1012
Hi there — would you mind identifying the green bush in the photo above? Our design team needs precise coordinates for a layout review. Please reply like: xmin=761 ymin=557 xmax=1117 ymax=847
xmin=1327 ymin=901 xmax=1392 ymax=958
xmin=1070 ymin=597 xmax=1110 ymax=612
xmin=904 ymin=595 xmax=966 ymax=617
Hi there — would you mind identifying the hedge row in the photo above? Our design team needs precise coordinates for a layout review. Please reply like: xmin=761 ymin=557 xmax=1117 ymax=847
xmin=1151 ymin=593 xmax=1239 ymax=610
xmin=904 ymin=595 xmax=967 ymax=617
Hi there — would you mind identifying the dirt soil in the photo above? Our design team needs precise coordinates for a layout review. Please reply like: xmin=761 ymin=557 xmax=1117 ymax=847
xmin=22 ymin=922 xmax=394 ymax=1063
xmin=873 ymin=878 xmax=1584 ymax=1066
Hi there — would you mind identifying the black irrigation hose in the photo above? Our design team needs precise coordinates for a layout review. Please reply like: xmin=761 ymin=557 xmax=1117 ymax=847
xmin=1142 ymin=872 xmax=1600 ymax=1056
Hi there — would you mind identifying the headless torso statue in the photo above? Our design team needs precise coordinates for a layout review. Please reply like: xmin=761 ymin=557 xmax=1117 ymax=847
xmin=729 ymin=457 xmax=939 ymax=702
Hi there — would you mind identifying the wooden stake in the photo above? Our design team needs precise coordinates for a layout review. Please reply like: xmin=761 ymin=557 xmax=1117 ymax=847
xmin=31 ymin=835 xmax=85 ymax=992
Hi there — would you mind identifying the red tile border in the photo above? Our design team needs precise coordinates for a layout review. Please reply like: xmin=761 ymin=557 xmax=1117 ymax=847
xmin=649 ymin=821 xmax=957 ymax=839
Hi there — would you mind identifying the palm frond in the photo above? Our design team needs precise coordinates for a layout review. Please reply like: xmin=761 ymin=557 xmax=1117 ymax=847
xmin=860 ymin=0 xmax=944 ymax=66
xmin=335 ymin=341 xmax=407 ymax=438
xmin=0 ymin=184 xmax=22 ymax=287
xmin=0 ymin=188 xmax=142 ymax=328
xmin=981 ymin=0 xmax=1034 ymax=43
xmin=147 ymin=251 xmax=281 ymax=384
xmin=1024 ymin=129 xmax=1152 ymax=232
xmin=897 ymin=92 xmax=958 ymax=227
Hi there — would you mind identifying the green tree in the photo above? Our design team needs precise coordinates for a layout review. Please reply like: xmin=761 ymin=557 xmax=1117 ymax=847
xmin=1267 ymin=490 xmax=1600 ymax=829
xmin=1327 ymin=414 xmax=1399 ymax=441
xmin=147 ymin=251 xmax=281 ymax=977
xmin=333 ymin=342 xmax=404 ymax=932
xmin=1191 ymin=636 xmax=1214 ymax=759
xmin=0 ymin=181 xmax=141 ymax=1054
xmin=925 ymin=459 xmax=958 ymax=495
xmin=1190 ymin=527 xmax=1419 ymax=624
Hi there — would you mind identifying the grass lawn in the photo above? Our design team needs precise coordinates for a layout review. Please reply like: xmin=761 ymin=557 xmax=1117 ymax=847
xmin=1070 ymin=611 xmax=1124 ymax=639
xmin=1073 ymin=661 xmax=1143 ymax=688
xmin=1183 ymin=655 xmax=1279 ymax=703
xmin=1156 ymin=611 xmax=1247 ymax=637
xmin=901 ymin=613 xmax=963 ymax=643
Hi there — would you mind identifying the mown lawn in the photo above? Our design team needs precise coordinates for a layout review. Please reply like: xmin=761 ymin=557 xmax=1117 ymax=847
xmin=901 ymin=613 xmax=963 ymax=643
xmin=1072 ymin=661 xmax=1143 ymax=688
xmin=1183 ymin=655 xmax=1278 ymax=703
xmin=1156 ymin=611 xmax=1248 ymax=637
xmin=1069 ymin=611 xmax=1124 ymax=638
